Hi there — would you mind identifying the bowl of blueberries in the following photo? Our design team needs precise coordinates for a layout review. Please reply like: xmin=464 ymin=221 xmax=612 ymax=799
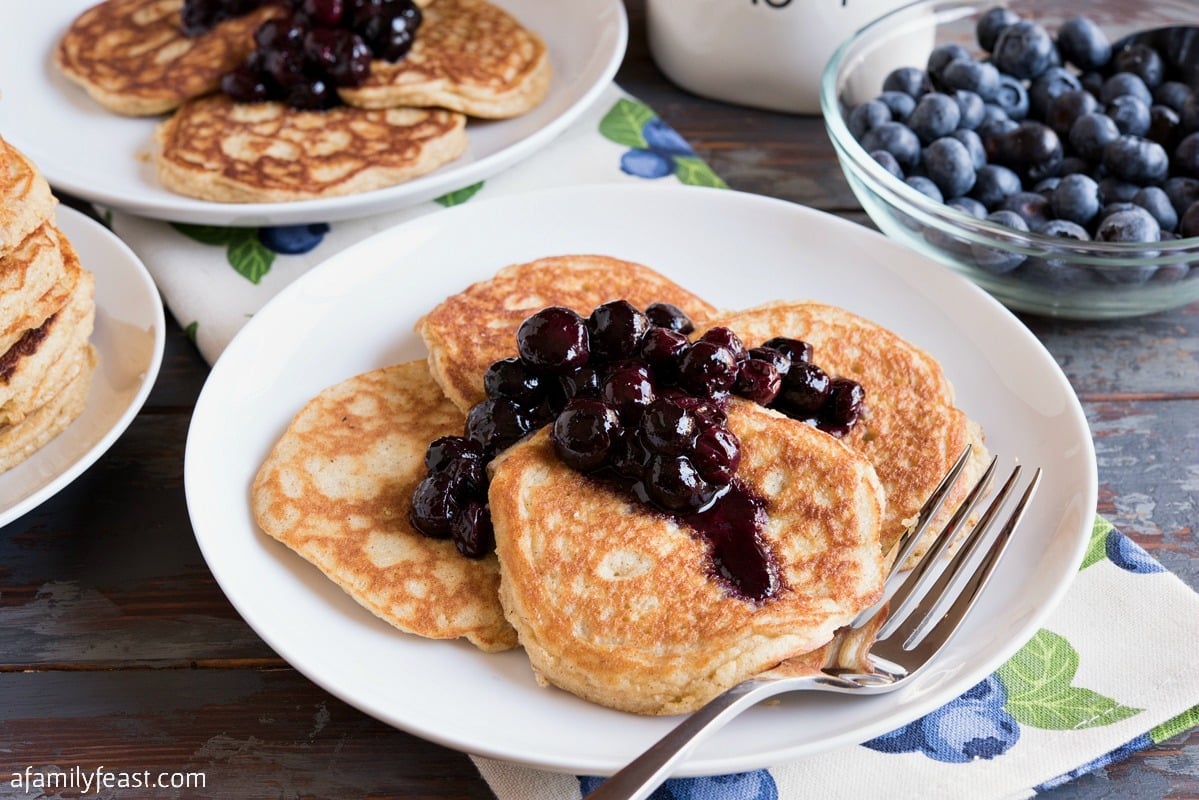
xmin=821 ymin=0 xmax=1199 ymax=318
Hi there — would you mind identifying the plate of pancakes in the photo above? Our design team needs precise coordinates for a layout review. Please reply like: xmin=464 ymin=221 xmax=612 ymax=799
xmin=185 ymin=184 xmax=1097 ymax=775
xmin=0 ymin=0 xmax=626 ymax=226
xmin=0 ymin=198 xmax=165 ymax=528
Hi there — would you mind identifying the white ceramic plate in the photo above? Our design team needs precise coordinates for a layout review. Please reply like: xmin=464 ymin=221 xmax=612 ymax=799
xmin=0 ymin=206 xmax=165 ymax=528
xmin=0 ymin=0 xmax=626 ymax=227
xmin=185 ymin=185 xmax=1097 ymax=775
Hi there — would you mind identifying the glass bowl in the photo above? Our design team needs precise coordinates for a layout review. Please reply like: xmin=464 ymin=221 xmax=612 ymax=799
xmin=821 ymin=0 xmax=1199 ymax=318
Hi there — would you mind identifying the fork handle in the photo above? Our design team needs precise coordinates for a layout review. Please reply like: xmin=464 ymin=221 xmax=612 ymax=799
xmin=582 ymin=679 xmax=783 ymax=800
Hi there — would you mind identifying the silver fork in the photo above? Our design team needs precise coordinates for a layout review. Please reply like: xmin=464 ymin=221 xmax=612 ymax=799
xmin=583 ymin=445 xmax=1041 ymax=800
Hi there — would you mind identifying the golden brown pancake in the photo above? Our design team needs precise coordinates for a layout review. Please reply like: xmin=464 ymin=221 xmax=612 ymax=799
xmin=54 ymin=0 xmax=286 ymax=116
xmin=489 ymin=400 xmax=886 ymax=715
xmin=699 ymin=301 xmax=988 ymax=564
xmin=339 ymin=0 xmax=552 ymax=118
xmin=153 ymin=94 xmax=468 ymax=202
xmin=417 ymin=255 xmax=720 ymax=414
xmin=0 ymin=138 xmax=58 ymax=254
xmin=251 ymin=360 xmax=517 ymax=653
xmin=0 ymin=264 xmax=96 ymax=427
xmin=0 ymin=226 xmax=80 ymax=358
xmin=0 ymin=344 xmax=97 ymax=475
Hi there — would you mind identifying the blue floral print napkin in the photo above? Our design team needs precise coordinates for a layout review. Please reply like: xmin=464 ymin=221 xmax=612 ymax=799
xmin=105 ymin=83 xmax=1199 ymax=798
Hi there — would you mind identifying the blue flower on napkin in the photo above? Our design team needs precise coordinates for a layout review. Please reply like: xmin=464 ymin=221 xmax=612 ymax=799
xmin=599 ymin=98 xmax=728 ymax=188
xmin=578 ymin=768 xmax=777 ymax=799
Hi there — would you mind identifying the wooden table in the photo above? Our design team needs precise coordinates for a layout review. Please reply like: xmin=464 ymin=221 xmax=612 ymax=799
xmin=3 ymin=2 xmax=1196 ymax=797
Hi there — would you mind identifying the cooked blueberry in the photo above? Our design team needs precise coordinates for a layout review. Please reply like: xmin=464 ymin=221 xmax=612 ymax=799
xmin=551 ymin=398 xmax=622 ymax=471
xmin=639 ymin=327 xmax=689 ymax=378
xmin=443 ymin=453 xmax=487 ymax=501
xmin=991 ymin=75 xmax=1029 ymax=121
xmin=465 ymin=397 xmax=531 ymax=454
xmin=823 ymin=377 xmax=865 ymax=428
xmin=992 ymin=20 xmax=1055 ymax=80
xmin=1102 ymin=135 xmax=1169 ymax=184
xmin=1113 ymin=42 xmax=1165 ymax=90
xmin=556 ymin=365 xmax=602 ymax=404
xmin=777 ymin=362 xmax=831 ymax=416
xmin=450 ymin=501 xmax=494 ymax=558
xmin=940 ymin=60 xmax=1000 ymax=102
xmin=639 ymin=397 xmax=698 ymax=456
xmin=588 ymin=300 xmax=650 ymax=360
xmin=748 ymin=345 xmax=792 ymax=375
xmin=907 ymin=92 xmax=961 ymax=144
xmin=601 ymin=363 xmax=656 ymax=418
xmin=221 ymin=65 xmax=270 ymax=102
xmin=1132 ymin=186 xmax=1178 ymax=232
xmin=678 ymin=341 xmax=739 ymax=397
xmin=1050 ymin=174 xmax=1101 ymax=225
xmin=1100 ymin=72 xmax=1153 ymax=107
xmin=923 ymin=137 xmax=977 ymax=198
xmin=762 ymin=337 xmax=813 ymax=366
xmin=409 ymin=473 xmax=457 ymax=538
xmin=483 ymin=357 xmax=544 ymax=403
xmin=612 ymin=428 xmax=653 ymax=479
xmin=969 ymin=163 xmax=1022 ymax=209
xmin=849 ymin=100 xmax=892 ymax=140
xmin=516 ymin=306 xmax=590 ymax=373
xmin=733 ymin=358 xmax=782 ymax=405
xmin=976 ymin=6 xmax=1020 ymax=52
xmin=1055 ymin=16 xmax=1111 ymax=71
xmin=859 ymin=122 xmax=922 ymax=169
xmin=644 ymin=454 xmax=717 ymax=512
xmin=698 ymin=327 xmax=748 ymax=362
xmin=644 ymin=302 xmax=694 ymax=333
xmin=287 ymin=77 xmax=337 ymax=110
xmin=882 ymin=66 xmax=930 ymax=97
xmin=1069 ymin=112 xmax=1121 ymax=161
xmin=691 ymin=426 xmax=741 ymax=485
xmin=424 ymin=435 xmax=484 ymax=473
xmin=362 ymin=2 xmax=422 ymax=61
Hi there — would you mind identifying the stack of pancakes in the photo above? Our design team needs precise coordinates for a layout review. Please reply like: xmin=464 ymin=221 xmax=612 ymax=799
xmin=0 ymin=137 xmax=97 ymax=474
xmin=252 ymin=255 xmax=988 ymax=715
xmin=54 ymin=0 xmax=552 ymax=203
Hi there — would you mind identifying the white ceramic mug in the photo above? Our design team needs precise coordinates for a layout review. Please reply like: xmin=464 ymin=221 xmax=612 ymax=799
xmin=647 ymin=0 xmax=915 ymax=114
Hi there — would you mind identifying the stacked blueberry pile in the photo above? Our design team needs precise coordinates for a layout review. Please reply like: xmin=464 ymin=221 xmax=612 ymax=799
xmin=848 ymin=7 xmax=1199 ymax=278
xmin=182 ymin=0 xmax=423 ymax=109
xmin=409 ymin=301 xmax=865 ymax=558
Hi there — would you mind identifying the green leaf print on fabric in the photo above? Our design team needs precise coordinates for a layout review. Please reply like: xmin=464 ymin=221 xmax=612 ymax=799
xmin=1081 ymin=516 xmax=1114 ymax=570
xmin=171 ymin=223 xmax=275 ymax=284
xmin=185 ymin=321 xmax=198 ymax=344
xmin=673 ymin=156 xmax=729 ymax=188
xmin=436 ymin=182 xmax=485 ymax=207
xmin=599 ymin=98 xmax=655 ymax=149
xmin=997 ymin=630 xmax=1142 ymax=730
xmin=1150 ymin=704 xmax=1199 ymax=744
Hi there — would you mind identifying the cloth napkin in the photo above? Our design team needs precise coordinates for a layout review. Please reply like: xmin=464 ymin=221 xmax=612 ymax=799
xmin=105 ymin=83 xmax=1199 ymax=799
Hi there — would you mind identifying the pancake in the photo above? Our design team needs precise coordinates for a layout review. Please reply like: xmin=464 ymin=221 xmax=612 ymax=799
xmin=251 ymin=360 xmax=517 ymax=653
xmin=339 ymin=0 xmax=552 ymax=118
xmin=699 ymin=301 xmax=989 ymax=563
xmin=0 ymin=226 xmax=79 ymax=357
xmin=417 ymin=255 xmax=720 ymax=414
xmin=54 ymin=0 xmax=286 ymax=116
xmin=488 ymin=400 xmax=886 ymax=715
xmin=0 ymin=138 xmax=58 ymax=254
xmin=0 ymin=344 xmax=97 ymax=475
xmin=0 ymin=266 xmax=96 ymax=427
xmin=153 ymin=94 xmax=468 ymax=202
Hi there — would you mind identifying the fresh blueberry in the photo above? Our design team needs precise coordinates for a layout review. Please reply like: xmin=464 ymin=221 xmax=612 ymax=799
xmin=1102 ymin=135 xmax=1169 ymax=184
xmin=1098 ymin=176 xmax=1141 ymax=204
xmin=972 ymin=210 xmax=1029 ymax=273
xmin=906 ymin=175 xmax=944 ymax=202
xmin=994 ymin=121 xmax=1063 ymax=183
xmin=1045 ymin=89 xmax=1098 ymax=138
xmin=940 ymin=59 xmax=1001 ymax=102
xmin=882 ymin=66 xmax=930 ymax=97
xmin=1055 ymin=16 xmax=1112 ymax=71
xmin=1154 ymin=81 xmax=1193 ymax=113
xmin=1068 ymin=112 xmax=1120 ymax=161
xmin=1029 ymin=66 xmax=1082 ymax=119
xmin=877 ymin=90 xmax=917 ymax=122
xmin=926 ymin=43 xmax=973 ymax=87
xmin=1147 ymin=104 xmax=1183 ymax=151
xmin=1181 ymin=201 xmax=1199 ymax=237
xmin=919 ymin=701 xmax=1020 ymax=763
xmin=870 ymin=149 xmax=904 ymax=180
xmin=1164 ymin=176 xmax=1199 ymax=216
xmin=1033 ymin=176 xmax=1061 ymax=196
xmin=953 ymin=90 xmax=987 ymax=130
xmin=1113 ymin=42 xmax=1165 ymax=90
xmin=1180 ymin=94 xmax=1199 ymax=133
xmin=976 ymin=6 xmax=1020 ymax=52
xmin=1132 ymin=185 xmax=1178 ymax=232
xmin=257 ymin=222 xmax=331 ymax=254
xmin=642 ymin=118 xmax=695 ymax=156
xmin=860 ymin=121 xmax=922 ymax=169
xmin=923 ymin=136 xmax=977 ymax=198
xmin=620 ymin=149 xmax=675 ymax=179
xmin=849 ymin=100 xmax=892 ymax=140
xmin=970 ymin=163 xmax=1023 ymax=209
xmin=992 ymin=74 xmax=1029 ymax=120
xmin=992 ymin=20 xmax=1055 ymax=80
xmin=948 ymin=195 xmax=988 ymax=218
xmin=1175 ymin=132 xmax=1199 ymax=177
xmin=1038 ymin=218 xmax=1091 ymax=240
xmin=907 ymin=92 xmax=962 ymax=143
xmin=1107 ymin=94 xmax=1151 ymax=137
xmin=1050 ymin=173 xmax=1101 ymax=226
xmin=1095 ymin=206 xmax=1161 ymax=243
xmin=1100 ymin=72 xmax=1154 ymax=107
xmin=950 ymin=128 xmax=987 ymax=169
xmin=1001 ymin=190 xmax=1052 ymax=229
xmin=1105 ymin=530 xmax=1166 ymax=574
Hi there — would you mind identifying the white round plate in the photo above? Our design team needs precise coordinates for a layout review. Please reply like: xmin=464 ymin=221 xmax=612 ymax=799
xmin=185 ymin=185 xmax=1097 ymax=775
xmin=0 ymin=0 xmax=626 ymax=227
xmin=0 ymin=206 xmax=165 ymax=528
